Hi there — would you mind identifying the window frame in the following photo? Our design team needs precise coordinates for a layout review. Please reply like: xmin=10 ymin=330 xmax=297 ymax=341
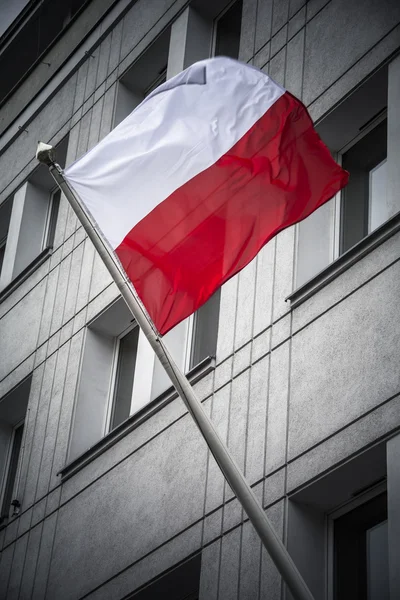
xmin=293 ymin=109 xmax=388 ymax=291
xmin=211 ymin=0 xmax=243 ymax=59
xmin=105 ymin=322 xmax=139 ymax=434
xmin=326 ymin=480 xmax=387 ymax=600
xmin=104 ymin=312 xmax=198 ymax=433
xmin=0 ymin=418 xmax=24 ymax=523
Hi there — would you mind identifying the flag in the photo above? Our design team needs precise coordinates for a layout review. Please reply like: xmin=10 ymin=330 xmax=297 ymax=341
xmin=65 ymin=57 xmax=348 ymax=335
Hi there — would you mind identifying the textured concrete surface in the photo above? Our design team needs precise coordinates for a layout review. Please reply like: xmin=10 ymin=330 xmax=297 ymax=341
xmin=0 ymin=0 xmax=400 ymax=598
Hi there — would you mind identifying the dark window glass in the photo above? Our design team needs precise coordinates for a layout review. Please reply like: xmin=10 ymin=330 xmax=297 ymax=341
xmin=334 ymin=492 xmax=389 ymax=600
xmin=128 ymin=554 xmax=201 ymax=600
xmin=1 ymin=423 xmax=24 ymax=521
xmin=0 ymin=0 xmax=88 ymax=105
xmin=190 ymin=289 xmax=220 ymax=369
xmin=110 ymin=327 xmax=139 ymax=430
xmin=215 ymin=1 xmax=243 ymax=59
xmin=0 ymin=197 xmax=13 ymax=275
xmin=341 ymin=119 xmax=387 ymax=254
xmin=45 ymin=189 xmax=61 ymax=249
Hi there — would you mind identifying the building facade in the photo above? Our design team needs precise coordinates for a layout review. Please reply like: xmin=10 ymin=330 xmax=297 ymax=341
xmin=0 ymin=0 xmax=400 ymax=598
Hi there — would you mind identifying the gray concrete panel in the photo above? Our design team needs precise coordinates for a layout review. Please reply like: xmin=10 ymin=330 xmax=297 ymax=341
xmin=6 ymin=532 xmax=28 ymax=600
xmin=205 ymin=384 xmax=231 ymax=513
xmin=203 ymin=508 xmax=223 ymax=546
xmin=31 ymin=514 xmax=57 ymax=600
xmin=239 ymin=0 xmax=257 ymax=62
xmin=245 ymin=356 xmax=269 ymax=483
xmin=0 ymin=280 xmax=46 ymax=380
xmin=86 ymin=522 xmax=202 ymax=600
xmin=265 ymin=342 xmax=289 ymax=475
xmin=290 ymin=262 xmax=400 ymax=458
xmin=235 ymin=260 xmax=256 ymax=350
xmin=225 ymin=370 xmax=250 ymax=500
xmin=18 ymin=523 xmax=43 ymax=600
xmin=287 ymin=393 xmax=400 ymax=492
xmin=255 ymin=0 xmax=273 ymax=53
xmin=285 ymin=29 xmax=305 ymax=99
xmin=34 ymin=342 xmax=70 ymax=502
xmin=272 ymin=0 xmax=289 ymax=35
xmin=214 ymin=357 xmax=233 ymax=392
xmin=233 ymin=342 xmax=251 ymax=378
xmin=0 ymin=543 xmax=14 ymax=600
xmin=239 ymin=520 xmax=262 ymax=599
xmin=120 ymin=0 xmax=175 ymax=62
xmin=218 ymin=526 xmax=241 ymax=599
xmin=290 ymin=0 xmax=306 ymax=18
xmin=47 ymin=415 xmax=207 ymax=598
xmin=22 ymin=354 xmax=57 ymax=509
xmin=254 ymin=41 xmax=270 ymax=70
xmin=387 ymin=433 xmax=400 ymax=599
xmin=259 ymin=501 xmax=283 ymax=600
xmin=216 ymin=277 xmax=238 ymax=362
xmin=49 ymin=331 xmax=84 ymax=488
xmin=254 ymin=242 xmax=275 ymax=336
xmin=303 ymin=0 xmax=400 ymax=106
xmin=292 ymin=231 xmax=400 ymax=333
xmin=252 ymin=328 xmax=271 ymax=364
xmin=62 ymin=242 xmax=85 ymax=326
xmin=271 ymin=23 xmax=288 ymax=58
xmin=48 ymin=254 xmax=72 ymax=338
xmin=87 ymin=98 xmax=105 ymax=152
xmin=199 ymin=540 xmax=221 ymax=600
xmin=269 ymin=45 xmax=286 ymax=86
xmin=288 ymin=4 xmax=306 ymax=38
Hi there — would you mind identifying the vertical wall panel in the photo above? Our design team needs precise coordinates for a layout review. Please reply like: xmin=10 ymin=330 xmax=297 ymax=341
xmin=199 ymin=540 xmax=221 ymax=600
xmin=245 ymin=356 xmax=269 ymax=484
xmin=205 ymin=385 xmax=231 ymax=513
xmin=6 ymin=533 xmax=29 ymax=600
xmin=265 ymin=342 xmax=290 ymax=475
xmin=22 ymin=354 xmax=57 ymax=509
xmin=18 ymin=523 xmax=43 ymax=600
xmin=216 ymin=277 xmax=238 ymax=362
xmin=218 ymin=527 xmax=241 ymax=600
xmin=239 ymin=0 xmax=258 ymax=61
xmin=255 ymin=0 xmax=273 ymax=53
xmin=0 ymin=543 xmax=14 ymax=599
xmin=239 ymin=520 xmax=262 ymax=600
xmin=34 ymin=342 xmax=70 ymax=502
xmin=50 ymin=330 xmax=84 ymax=487
xmin=31 ymin=514 xmax=58 ymax=600
xmin=234 ymin=260 xmax=256 ymax=349
xmin=225 ymin=370 xmax=250 ymax=501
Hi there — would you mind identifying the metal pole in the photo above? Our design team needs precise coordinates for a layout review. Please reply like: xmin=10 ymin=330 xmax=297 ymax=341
xmin=37 ymin=143 xmax=314 ymax=600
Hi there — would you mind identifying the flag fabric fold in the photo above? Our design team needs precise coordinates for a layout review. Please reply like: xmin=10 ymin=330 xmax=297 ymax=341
xmin=65 ymin=57 xmax=348 ymax=335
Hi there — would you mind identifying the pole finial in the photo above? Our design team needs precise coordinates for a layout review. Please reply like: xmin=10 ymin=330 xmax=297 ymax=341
xmin=36 ymin=142 xmax=55 ymax=166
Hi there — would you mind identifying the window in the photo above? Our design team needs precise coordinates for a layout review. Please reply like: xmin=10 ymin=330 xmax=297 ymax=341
xmin=213 ymin=0 xmax=243 ymax=59
xmin=127 ymin=553 xmax=201 ymax=600
xmin=0 ymin=136 xmax=67 ymax=293
xmin=340 ymin=117 xmax=387 ymax=253
xmin=0 ymin=376 xmax=31 ymax=524
xmin=287 ymin=442 xmax=388 ymax=599
xmin=332 ymin=491 xmax=389 ymax=600
xmin=113 ymin=29 xmax=170 ymax=126
xmin=295 ymin=59 xmax=399 ymax=289
xmin=0 ymin=0 xmax=89 ymax=105
xmin=68 ymin=293 xmax=219 ymax=461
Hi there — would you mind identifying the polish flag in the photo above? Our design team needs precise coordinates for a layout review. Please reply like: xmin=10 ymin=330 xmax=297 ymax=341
xmin=65 ymin=57 xmax=348 ymax=335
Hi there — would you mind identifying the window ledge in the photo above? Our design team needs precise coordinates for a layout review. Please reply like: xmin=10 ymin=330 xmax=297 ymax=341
xmin=59 ymin=356 xmax=216 ymax=481
xmin=287 ymin=211 xmax=400 ymax=309
xmin=0 ymin=247 xmax=52 ymax=303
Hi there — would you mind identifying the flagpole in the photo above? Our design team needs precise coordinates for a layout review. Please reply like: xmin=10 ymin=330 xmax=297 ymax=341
xmin=37 ymin=142 xmax=314 ymax=600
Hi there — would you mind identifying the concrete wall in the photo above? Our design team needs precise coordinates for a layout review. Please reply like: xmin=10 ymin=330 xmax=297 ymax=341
xmin=0 ymin=0 xmax=399 ymax=598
